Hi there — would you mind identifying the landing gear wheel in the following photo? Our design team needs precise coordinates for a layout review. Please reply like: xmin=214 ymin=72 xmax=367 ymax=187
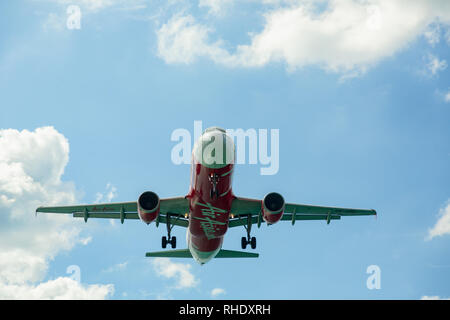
xmin=162 ymin=236 xmax=168 ymax=249
xmin=171 ymin=236 xmax=177 ymax=249
xmin=241 ymin=237 xmax=247 ymax=249
xmin=250 ymin=237 xmax=257 ymax=249
xmin=241 ymin=214 xmax=256 ymax=250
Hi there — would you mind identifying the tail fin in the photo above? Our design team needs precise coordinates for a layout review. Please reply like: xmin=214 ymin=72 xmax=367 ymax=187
xmin=145 ymin=249 xmax=259 ymax=258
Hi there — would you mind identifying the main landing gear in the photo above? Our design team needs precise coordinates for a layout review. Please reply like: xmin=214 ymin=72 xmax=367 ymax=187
xmin=162 ymin=236 xmax=176 ymax=249
xmin=241 ymin=236 xmax=256 ymax=250
xmin=161 ymin=213 xmax=177 ymax=249
xmin=241 ymin=214 xmax=257 ymax=250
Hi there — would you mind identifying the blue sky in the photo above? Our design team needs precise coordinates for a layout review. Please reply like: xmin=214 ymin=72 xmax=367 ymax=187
xmin=0 ymin=0 xmax=449 ymax=299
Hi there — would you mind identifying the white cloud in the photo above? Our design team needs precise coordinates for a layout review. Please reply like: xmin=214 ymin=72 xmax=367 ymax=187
xmin=0 ymin=277 xmax=113 ymax=300
xmin=445 ymin=29 xmax=450 ymax=45
xmin=102 ymin=261 xmax=128 ymax=273
xmin=0 ymin=126 xmax=113 ymax=299
xmin=425 ymin=54 xmax=448 ymax=76
xmin=445 ymin=90 xmax=450 ymax=103
xmin=421 ymin=295 xmax=450 ymax=300
xmin=427 ymin=201 xmax=450 ymax=240
xmin=95 ymin=183 xmax=117 ymax=203
xmin=156 ymin=14 xmax=232 ymax=65
xmin=78 ymin=236 xmax=93 ymax=245
xmin=39 ymin=0 xmax=148 ymax=31
xmin=156 ymin=0 xmax=450 ymax=75
xmin=94 ymin=183 xmax=118 ymax=226
xmin=211 ymin=287 xmax=226 ymax=297
xmin=0 ymin=250 xmax=48 ymax=285
xmin=38 ymin=0 xmax=113 ymax=13
xmin=424 ymin=24 xmax=441 ymax=46
xmin=76 ymin=0 xmax=115 ymax=11
xmin=42 ymin=13 xmax=66 ymax=32
xmin=199 ymin=0 xmax=233 ymax=16
xmin=44 ymin=0 xmax=147 ymax=13
xmin=151 ymin=258 xmax=198 ymax=289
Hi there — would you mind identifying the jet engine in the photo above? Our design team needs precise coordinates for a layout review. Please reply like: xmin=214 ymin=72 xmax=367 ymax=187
xmin=262 ymin=192 xmax=285 ymax=224
xmin=138 ymin=191 xmax=160 ymax=224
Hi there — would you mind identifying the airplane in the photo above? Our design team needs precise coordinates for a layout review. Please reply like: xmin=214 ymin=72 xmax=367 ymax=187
xmin=36 ymin=126 xmax=376 ymax=265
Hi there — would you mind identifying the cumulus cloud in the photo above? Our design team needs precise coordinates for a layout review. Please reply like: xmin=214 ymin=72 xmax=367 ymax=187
xmin=199 ymin=0 xmax=233 ymax=15
xmin=0 ymin=277 xmax=113 ymax=300
xmin=445 ymin=90 xmax=450 ymax=103
xmin=211 ymin=287 xmax=226 ymax=297
xmin=156 ymin=0 xmax=450 ymax=75
xmin=156 ymin=14 xmax=233 ymax=65
xmin=95 ymin=183 xmax=118 ymax=203
xmin=94 ymin=183 xmax=118 ymax=226
xmin=425 ymin=54 xmax=448 ymax=76
xmin=427 ymin=201 xmax=450 ymax=240
xmin=0 ymin=126 xmax=113 ymax=299
xmin=47 ymin=0 xmax=145 ymax=12
xmin=102 ymin=261 xmax=128 ymax=273
xmin=151 ymin=258 xmax=198 ymax=289
xmin=424 ymin=24 xmax=441 ymax=46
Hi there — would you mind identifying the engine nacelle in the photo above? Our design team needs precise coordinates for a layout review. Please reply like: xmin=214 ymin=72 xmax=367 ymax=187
xmin=262 ymin=192 xmax=285 ymax=224
xmin=137 ymin=191 xmax=160 ymax=224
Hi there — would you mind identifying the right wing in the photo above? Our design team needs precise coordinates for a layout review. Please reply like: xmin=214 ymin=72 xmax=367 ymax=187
xmin=229 ymin=197 xmax=376 ymax=228
xmin=36 ymin=197 xmax=190 ymax=227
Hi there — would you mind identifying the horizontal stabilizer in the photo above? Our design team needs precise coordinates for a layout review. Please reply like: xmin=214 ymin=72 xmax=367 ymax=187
xmin=146 ymin=249 xmax=192 ymax=258
xmin=216 ymin=249 xmax=259 ymax=258
xmin=145 ymin=249 xmax=259 ymax=258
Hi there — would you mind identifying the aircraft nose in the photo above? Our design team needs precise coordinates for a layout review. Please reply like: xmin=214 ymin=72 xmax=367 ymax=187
xmin=193 ymin=127 xmax=235 ymax=169
xmin=204 ymin=126 xmax=226 ymax=134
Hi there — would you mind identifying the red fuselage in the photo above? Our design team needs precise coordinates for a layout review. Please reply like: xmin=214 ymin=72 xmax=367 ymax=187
xmin=185 ymin=127 xmax=235 ymax=264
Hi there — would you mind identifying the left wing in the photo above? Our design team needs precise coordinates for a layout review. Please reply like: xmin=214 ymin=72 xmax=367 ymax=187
xmin=229 ymin=197 xmax=376 ymax=228
xmin=36 ymin=197 xmax=190 ymax=227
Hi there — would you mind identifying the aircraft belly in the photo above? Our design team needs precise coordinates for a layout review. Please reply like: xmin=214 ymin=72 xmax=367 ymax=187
xmin=187 ymin=162 xmax=234 ymax=259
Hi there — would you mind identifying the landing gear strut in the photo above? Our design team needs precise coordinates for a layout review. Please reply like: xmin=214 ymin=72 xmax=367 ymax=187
xmin=241 ymin=214 xmax=257 ymax=250
xmin=162 ymin=213 xmax=177 ymax=249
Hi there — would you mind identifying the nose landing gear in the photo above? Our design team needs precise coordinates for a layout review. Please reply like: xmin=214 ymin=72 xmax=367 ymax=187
xmin=209 ymin=173 xmax=220 ymax=200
